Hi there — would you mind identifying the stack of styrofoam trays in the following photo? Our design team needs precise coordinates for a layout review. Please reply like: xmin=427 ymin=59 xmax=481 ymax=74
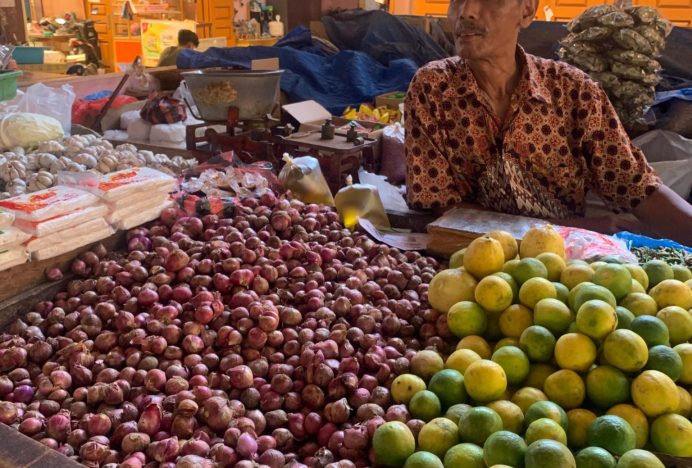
xmin=0 ymin=186 xmax=113 ymax=261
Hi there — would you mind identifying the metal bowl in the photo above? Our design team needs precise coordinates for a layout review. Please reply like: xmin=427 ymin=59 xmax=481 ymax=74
xmin=181 ymin=68 xmax=284 ymax=122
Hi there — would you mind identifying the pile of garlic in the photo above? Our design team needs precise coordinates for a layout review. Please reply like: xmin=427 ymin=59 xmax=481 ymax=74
xmin=0 ymin=134 xmax=197 ymax=199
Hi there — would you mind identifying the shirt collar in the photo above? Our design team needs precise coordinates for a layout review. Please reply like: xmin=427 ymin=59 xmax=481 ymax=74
xmin=457 ymin=46 xmax=552 ymax=105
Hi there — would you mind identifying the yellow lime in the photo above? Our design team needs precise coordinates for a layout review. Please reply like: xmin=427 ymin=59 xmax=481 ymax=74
xmin=593 ymin=263 xmax=632 ymax=300
xmin=487 ymin=400 xmax=524 ymax=434
xmin=553 ymin=281 xmax=570 ymax=304
xmin=464 ymin=360 xmax=507 ymax=403
xmin=502 ymin=259 xmax=520 ymax=278
xmin=443 ymin=443 xmax=484 ymax=468
xmin=444 ymin=403 xmax=471 ymax=425
xmin=675 ymin=386 xmax=691 ymax=418
xmin=625 ymin=264 xmax=650 ymax=290
xmin=513 ymin=257 xmax=549 ymax=284
xmin=567 ymin=408 xmax=597 ymax=449
xmin=555 ymin=332 xmax=597 ymax=372
xmin=485 ymin=313 xmax=504 ymax=341
xmin=525 ymin=417 xmax=567 ymax=445
xmin=544 ymin=369 xmax=585 ymax=410
xmin=586 ymin=365 xmax=630 ymax=409
xmin=561 ymin=264 xmax=595 ymax=290
xmin=428 ymin=369 xmax=468 ymax=409
xmin=491 ymin=346 xmax=530 ymax=386
xmin=617 ymin=449 xmax=664 ymax=468
xmin=657 ymin=306 xmax=692 ymax=345
xmin=464 ymin=236 xmax=505 ymax=280
xmin=672 ymin=265 xmax=692 ymax=282
xmin=428 ymin=268 xmax=478 ymax=313
xmin=483 ymin=430 xmax=527 ymax=467
xmin=519 ymin=325 xmax=556 ymax=363
xmin=537 ymin=252 xmax=567 ymax=282
xmin=576 ymin=299 xmax=618 ymax=340
xmin=499 ymin=304 xmax=534 ymax=338
xmin=572 ymin=283 xmax=618 ymax=313
xmin=631 ymin=279 xmax=646 ymax=293
xmin=587 ymin=415 xmax=636 ymax=456
xmin=372 ymin=421 xmax=416 ymax=466
xmin=418 ymin=417 xmax=460 ymax=459
xmin=447 ymin=301 xmax=488 ymax=338
xmin=445 ymin=349 xmax=481 ymax=374
xmin=603 ymin=329 xmax=649 ymax=372
xmin=458 ymin=406 xmax=503 ymax=445
xmin=575 ymin=446 xmax=616 ymax=468
xmin=488 ymin=230 xmax=519 ymax=262
xmin=616 ymin=306 xmax=636 ymax=329
xmin=524 ymin=440 xmax=575 ymax=468
xmin=475 ymin=276 xmax=514 ymax=313
xmin=631 ymin=370 xmax=680 ymax=417
xmin=391 ymin=374 xmax=427 ymax=404
xmin=674 ymin=343 xmax=692 ymax=385
xmin=404 ymin=451 xmax=443 ymax=468
xmin=410 ymin=390 xmax=442 ymax=422
xmin=493 ymin=337 xmax=521 ymax=352
xmin=456 ymin=335 xmax=492 ymax=359
xmin=650 ymin=279 xmax=692 ymax=310
xmin=492 ymin=272 xmax=519 ymax=302
xmin=620 ymin=292 xmax=658 ymax=317
xmin=650 ymin=413 xmax=692 ymax=457
xmin=534 ymin=298 xmax=574 ymax=335
xmin=643 ymin=260 xmax=674 ymax=289
xmin=525 ymin=400 xmax=569 ymax=430
xmin=449 ymin=248 xmax=466 ymax=269
xmin=630 ymin=315 xmax=670 ymax=347
xmin=519 ymin=277 xmax=557 ymax=309
xmin=511 ymin=387 xmax=548 ymax=414
xmin=410 ymin=350 xmax=445 ymax=381
xmin=607 ymin=404 xmax=649 ymax=449
xmin=645 ymin=345 xmax=682 ymax=381
xmin=524 ymin=363 xmax=558 ymax=389
xmin=520 ymin=225 xmax=565 ymax=259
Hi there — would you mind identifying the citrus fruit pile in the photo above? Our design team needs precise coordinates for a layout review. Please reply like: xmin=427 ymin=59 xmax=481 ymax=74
xmin=373 ymin=226 xmax=692 ymax=468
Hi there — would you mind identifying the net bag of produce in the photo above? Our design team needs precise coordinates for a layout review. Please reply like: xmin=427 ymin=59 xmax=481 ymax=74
xmin=278 ymin=153 xmax=335 ymax=206
xmin=559 ymin=4 xmax=672 ymax=127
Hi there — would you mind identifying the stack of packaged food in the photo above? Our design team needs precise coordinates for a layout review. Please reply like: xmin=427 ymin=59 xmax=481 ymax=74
xmin=0 ymin=208 xmax=29 ymax=270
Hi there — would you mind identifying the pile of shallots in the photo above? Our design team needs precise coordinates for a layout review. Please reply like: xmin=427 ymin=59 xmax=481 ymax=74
xmin=0 ymin=191 xmax=454 ymax=467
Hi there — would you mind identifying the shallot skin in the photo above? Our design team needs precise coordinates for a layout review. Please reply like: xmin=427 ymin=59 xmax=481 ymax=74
xmin=0 ymin=192 xmax=444 ymax=467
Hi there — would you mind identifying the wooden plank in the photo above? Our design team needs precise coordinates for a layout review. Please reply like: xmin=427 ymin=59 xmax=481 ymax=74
xmin=0 ymin=424 xmax=82 ymax=468
xmin=0 ymin=277 xmax=71 ymax=331
xmin=0 ymin=231 xmax=125 ymax=304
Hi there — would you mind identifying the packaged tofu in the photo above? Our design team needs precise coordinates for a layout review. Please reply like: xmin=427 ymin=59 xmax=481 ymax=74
xmin=0 ymin=226 xmax=31 ymax=249
xmin=32 ymin=225 xmax=115 ymax=261
xmin=13 ymin=204 xmax=108 ymax=237
xmin=59 ymin=167 xmax=178 ymax=202
xmin=25 ymin=217 xmax=110 ymax=253
xmin=0 ymin=247 xmax=28 ymax=271
xmin=0 ymin=186 xmax=99 ymax=222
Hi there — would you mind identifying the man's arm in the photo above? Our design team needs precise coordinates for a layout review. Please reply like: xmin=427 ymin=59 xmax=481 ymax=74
xmin=632 ymin=185 xmax=692 ymax=245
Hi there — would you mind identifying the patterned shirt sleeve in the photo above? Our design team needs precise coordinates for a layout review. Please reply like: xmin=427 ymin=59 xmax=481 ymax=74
xmin=580 ymin=84 xmax=661 ymax=213
xmin=405 ymin=68 xmax=464 ymax=211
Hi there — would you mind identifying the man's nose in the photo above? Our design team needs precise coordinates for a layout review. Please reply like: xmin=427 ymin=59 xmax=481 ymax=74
xmin=458 ymin=0 xmax=481 ymax=20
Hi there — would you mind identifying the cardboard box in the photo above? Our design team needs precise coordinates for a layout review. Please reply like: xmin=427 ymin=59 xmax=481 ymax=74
xmin=375 ymin=91 xmax=406 ymax=110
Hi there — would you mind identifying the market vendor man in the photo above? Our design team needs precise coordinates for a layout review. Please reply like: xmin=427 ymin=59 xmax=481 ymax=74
xmin=405 ymin=0 xmax=692 ymax=245
xmin=158 ymin=30 xmax=199 ymax=67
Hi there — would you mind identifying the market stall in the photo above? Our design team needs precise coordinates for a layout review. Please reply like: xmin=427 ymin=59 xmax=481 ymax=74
xmin=0 ymin=4 xmax=690 ymax=468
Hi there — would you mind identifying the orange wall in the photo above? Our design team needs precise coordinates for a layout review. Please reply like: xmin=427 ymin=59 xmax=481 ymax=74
xmin=42 ymin=0 xmax=85 ymax=18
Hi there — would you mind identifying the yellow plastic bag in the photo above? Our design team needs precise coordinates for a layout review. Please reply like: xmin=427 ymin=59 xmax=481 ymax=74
xmin=334 ymin=175 xmax=390 ymax=230
xmin=278 ymin=153 xmax=335 ymax=206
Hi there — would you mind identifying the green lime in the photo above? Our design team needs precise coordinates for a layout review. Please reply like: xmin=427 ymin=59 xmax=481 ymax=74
xmin=482 ymin=430 xmax=527 ymax=467
xmin=587 ymin=415 xmax=636 ymax=456
xmin=403 ymin=451 xmax=444 ymax=468
xmin=443 ymin=443 xmax=484 ymax=468
xmin=428 ymin=369 xmax=468 ymax=409
xmin=458 ymin=406 xmax=503 ymax=446
xmin=645 ymin=345 xmax=683 ymax=381
xmin=409 ymin=390 xmax=442 ymax=422
xmin=574 ymin=446 xmax=617 ymax=468
xmin=616 ymin=306 xmax=636 ymax=329
xmin=519 ymin=325 xmax=556 ymax=363
xmin=630 ymin=315 xmax=670 ymax=347
xmin=525 ymin=440 xmax=576 ymax=468
xmin=513 ymin=257 xmax=549 ymax=284
xmin=525 ymin=400 xmax=569 ymax=430
xmin=491 ymin=345 xmax=530 ymax=386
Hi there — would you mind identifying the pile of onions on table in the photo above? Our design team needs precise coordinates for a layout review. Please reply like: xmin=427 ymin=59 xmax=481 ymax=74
xmin=0 ymin=192 xmax=454 ymax=468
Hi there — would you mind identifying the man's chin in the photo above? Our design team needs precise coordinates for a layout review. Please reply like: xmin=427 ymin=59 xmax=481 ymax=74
xmin=455 ymin=46 xmax=482 ymax=60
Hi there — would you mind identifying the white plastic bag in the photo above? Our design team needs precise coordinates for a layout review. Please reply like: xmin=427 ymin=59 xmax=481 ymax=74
xmin=0 ymin=247 xmax=28 ymax=271
xmin=120 ymin=110 xmax=142 ymax=130
xmin=32 ymin=225 xmax=114 ymax=261
xmin=555 ymin=226 xmax=638 ymax=263
xmin=127 ymin=118 xmax=152 ymax=142
xmin=381 ymin=122 xmax=406 ymax=184
xmin=150 ymin=122 xmax=186 ymax=143
xmin=0 ymin=226 xmax=30 ymax=248
xmin=58 ymin=167 xmax=178 ymax=201
xmin=0 ymin=209 xmax=14 ymax=229
xmin=0 ymin=186 xmax=99 ymax=222
xmin=13 ymin=204 xmax=108 ymax=237
xmin=114 ymin=200 xmax=173 ymax=230
xmin=0 ymin=113 xmax=64 ymax=150
xmin=26 ymin=217 xmax=109 ymax=253
xmin=18 ymin=83 xmax=76 ymax=134
xmin=107 ymin=194 xmax=169 ymax=224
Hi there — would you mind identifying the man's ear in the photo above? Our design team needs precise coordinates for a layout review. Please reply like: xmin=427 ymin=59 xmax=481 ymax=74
xmin=520 ymin=0 xmax=539 ymax=28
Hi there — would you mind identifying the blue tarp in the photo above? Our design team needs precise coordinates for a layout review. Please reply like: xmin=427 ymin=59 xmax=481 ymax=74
xmin=176 ymin=27 xmax=417 ymax=115
xmin=614 ymin=231 xmax=692 ymax=252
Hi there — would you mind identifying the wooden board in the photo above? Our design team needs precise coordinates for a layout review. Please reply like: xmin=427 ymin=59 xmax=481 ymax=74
xmin=0 ymin=231 xmax=125 ymax=304
xmin=0 ymin=423 xmax=82 ymax=468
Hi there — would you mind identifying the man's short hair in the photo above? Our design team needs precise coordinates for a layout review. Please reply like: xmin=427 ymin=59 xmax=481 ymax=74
xmin=178 ymin=29 xmax=199 ymax=47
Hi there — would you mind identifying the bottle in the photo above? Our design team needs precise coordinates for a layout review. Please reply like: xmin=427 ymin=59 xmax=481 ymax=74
xmin=321 ymin=119 xmax=335 ymax=140
xmin=269 ymin=14 xmax=285 ymax=37
xmin=334 ymin=175 xmax=390 ymax=230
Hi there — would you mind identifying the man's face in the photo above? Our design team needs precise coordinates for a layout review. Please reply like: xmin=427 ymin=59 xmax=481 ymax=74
xmin=448 ymin=0 xmax=536 ymax=60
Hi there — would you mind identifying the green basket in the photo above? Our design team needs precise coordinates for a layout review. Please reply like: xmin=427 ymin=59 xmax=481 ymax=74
xmin=0 ymin=70 xmax=22 ymax=102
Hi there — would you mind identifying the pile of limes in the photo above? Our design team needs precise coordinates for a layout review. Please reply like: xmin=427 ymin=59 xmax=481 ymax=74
xmin=373 ymin=226 xmax=692 ymax=468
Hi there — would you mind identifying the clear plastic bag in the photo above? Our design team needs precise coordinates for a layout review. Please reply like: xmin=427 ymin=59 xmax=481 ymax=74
xmin=13 ymin=204 xmax=108 ymax=237
xmin=0 ymin=186 xmax=99 ymax=222
xmin=17 ymin=83 xmax=76 ymax=134
xmin=334 ymin=175 xmax=390 ymax=230
xmin=555 ymin=226 xmax=638 ymax=263
xmin=58 ymin=167 xmax=178 ymax=201
xmin=278 ymin=154 xmax=335 ymax=206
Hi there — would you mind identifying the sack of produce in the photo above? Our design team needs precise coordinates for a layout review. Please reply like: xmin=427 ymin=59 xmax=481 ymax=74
xmin=278 ymin=153 xmax=335 ymax=206
xmin=0 ymin=113 xmax=64 ymax=150
xmin=559 ymin=5 xmax=672 ymax=127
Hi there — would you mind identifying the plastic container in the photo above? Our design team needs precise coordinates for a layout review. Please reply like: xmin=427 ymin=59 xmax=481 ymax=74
xmin=12 ymin=46 xmax=45 ymax=64
xmin=0 ymin=70 xmax=22 ymax=102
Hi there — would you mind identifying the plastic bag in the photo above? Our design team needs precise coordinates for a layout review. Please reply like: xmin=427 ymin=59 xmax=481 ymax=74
xmin=127 ymin=118 xmax=152 ymax=141
xmin=555 ymin=226 xmax=638 ymax=263
xmin=0 ymin=186 xmax=99 ymax=222
xmin=335 ymin=175 xmax=390 ymax=230
xmin=13 ymin=204 xmax=108 ymax=237
xmin=26 ymin=217 xmax=109 ymax=253
xmin=107 ymin=195 xmax=169 ymax=224
xmin=32 ymin=224 xmax=114 ymax=261
xmin=278 ymin=154 xmax=335 ymax=206
xmin=0 ymin=226 xmax=30 ymax=248
xmin=381 ymin=123 xmax=406 ymax=184
xmin=0 ymin=113 xmax=64 ymax=150
xmin=18 ymin=83 xmax=76 ymax=134
xmin=113 ymin=200 xmax=174 ymax=230
xmin=0 ymin=246 xmax=28 ymax=271
xmin=58 ymin=167 xmax=178 ymax=202
xmin=612 ymin=28 xmax=653 ymax=55
xmin=125 ymin=62 xmax=160 ymax=98
xmin=0 ymin=209 xmax=13 ymax=229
